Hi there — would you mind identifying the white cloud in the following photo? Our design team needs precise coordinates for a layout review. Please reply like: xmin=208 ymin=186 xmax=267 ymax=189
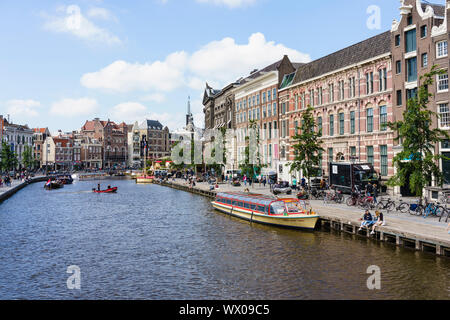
xmin=196 ymin=0 xmax=258 ymax=8
xmin=140 ymin=93 xmax=166 ymax=103
xmin=189 ymin=32 xmax=310 ymax=84
xmin=111 ymin=102 xmax=185 ymax=130
xmin=87 ymin=7 xmax=117 ymax=22
xmin=81 ymin=51 xmax=188 ymax=92
xmin=80 ymin=33 xmax=310 ymax=95
xmin=5 ymin=99 xmax=41 ymax=118
xmin=42 ymin=5 xmax=121 ymax=45
xmin=50 ymin=98 xmax=99 ymax=117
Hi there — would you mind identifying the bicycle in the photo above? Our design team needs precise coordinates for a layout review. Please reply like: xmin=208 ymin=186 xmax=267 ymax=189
xmin=324 ymin=189 xmax=344 ymax=204
xmin=375 ymin=197 xmax=396 ymax=212
xmin=419 ymin=202 xmax=445 ymax=218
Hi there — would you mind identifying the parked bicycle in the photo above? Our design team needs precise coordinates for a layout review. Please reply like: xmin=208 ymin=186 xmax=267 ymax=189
xmin=324 ymin=189 xmax=344 ymax=204
xmin=375 ymin=197 xmax=397 ymax=212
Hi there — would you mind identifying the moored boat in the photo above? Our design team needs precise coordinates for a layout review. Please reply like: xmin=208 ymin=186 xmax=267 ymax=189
xmin=44 ymin=179 xmax=64 ymax=190
xmin=211 ymin=192 xmax=319 ymax=230
xmin=136 ymin=175 xmax=154 ymax=184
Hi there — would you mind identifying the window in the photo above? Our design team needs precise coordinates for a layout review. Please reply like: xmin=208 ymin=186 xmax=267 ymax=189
xmin=350 ymin=111 xmax=355 ymax=134
xmin=273 ymin=88 xmax=277 ymax=100
xmin=329 ymin=115 xmax=334 ymax=136
xmin=422 ymin=53 xmax=428 ymax=67
xmin=329 ymin=83 xmax=334 ymax=102
xmin=294 ymin=94 xmax=298 ymax=110
xmin=309 ymin=89 xmax=314 ymax=106
xmin=406 ymin=57 xmax=417 ymax=82
xmin=262 ymin=92 xmax=266 ymax=103
xmin=439 ymin=103 xmax=450 ymax=128
xmin=339 ymin=112 xmax=344 ymax=135
xmin=380 ymin=145 xmax=388 ymax=176
xmin=268 ymin=90 xmax=271 ymax=101
xmin=256 ymin=94 xmax=260 ymax=105
xmin=318 ymin=116 xmax=322 ymax=136
xmin=273 ymin=103 xmax=277 ymax=115
xmin=396 ymin=90 xmax=403 ymax=106
xmin=282 ymin=102 xmax=286 ymax=115
xmin=380 ymin=105 xmax=387 ymax=131
xmin=405 ymin=28 xmax=416 ymax=53
xmin=328 ymin=148 xmax=333 ymax=163
xmin=349 ymin=77 xmax=356 ymax=98
xmin=407 ymin=15 xmax=413 ymax=26
xmin=339 ymin=80 xmax=345 ymax=100
xmin=420 ymin=25 xmax=427 ymax=38
xmin=318 ymin=87 xmax=323 ymax=105
xmin=406 ymin=88 xmax=417 ymax=101
xmin=367 ymin=146 xmax=374 ymax=165
xmin=437 ymin=41 xmax=448 ymax=58
xmin=367 ymin=108 xmax=373 ymax=132
xmin=379 ymin=68 xmax=387 ymax=91
xmin=395 ymin=34 xmax=401 ymax=47
xmin=438 ymin=73 xmax=448 ymax=92
xmin=396 ymin=60 xmax=402 ymax=74
xmin=350 ymin=146 xmax=356 ymax=157
xmin=366 ymin=72 xmax=373 ymax=94
xmin=294 ymin=120 xmax=298 ymax=135
xmin=301 ymin=93 xmax=306 ymax=109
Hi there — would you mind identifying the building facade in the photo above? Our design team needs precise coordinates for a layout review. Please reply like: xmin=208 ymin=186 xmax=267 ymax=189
xmin=279 ymin=32 xmax=395 ymax=185
xmin=391 ymin=0 xmax=449 ymax=192
xmin=2 ymin=119 xmax=34 ymax=169
xmin=32 ymin=128 xmax=51 ymax=167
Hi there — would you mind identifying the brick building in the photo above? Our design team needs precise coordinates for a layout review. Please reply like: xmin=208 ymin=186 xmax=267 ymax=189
xmin=391 ymin=0 xmax=449 ymax=193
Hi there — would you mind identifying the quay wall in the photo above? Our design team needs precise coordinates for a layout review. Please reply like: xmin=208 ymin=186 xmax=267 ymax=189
xmin=0 ymin=177 xmax=48 ymax=205
xmin=155 ymin=180 xmax=450 ymax=258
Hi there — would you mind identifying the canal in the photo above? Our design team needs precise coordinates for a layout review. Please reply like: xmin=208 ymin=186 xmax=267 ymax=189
xmin=0 ymin=179 xmax=448 ymax=299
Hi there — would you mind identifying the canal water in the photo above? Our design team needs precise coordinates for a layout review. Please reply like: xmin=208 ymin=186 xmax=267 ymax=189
xmin=0 ymin=179 xmax=448 ymax=300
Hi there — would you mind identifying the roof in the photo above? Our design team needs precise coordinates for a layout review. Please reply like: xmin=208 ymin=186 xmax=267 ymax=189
xmin=146 ymin=120 xmax=163 ymax=130
xmin=292 ymin=31 xmax=391 ymax=85
xmin=421 ymin=2 xmax=446 ymax=17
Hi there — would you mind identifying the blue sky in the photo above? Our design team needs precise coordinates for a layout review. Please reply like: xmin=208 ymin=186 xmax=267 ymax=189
xmin=0 ymin=0 xmax=443 ymax=133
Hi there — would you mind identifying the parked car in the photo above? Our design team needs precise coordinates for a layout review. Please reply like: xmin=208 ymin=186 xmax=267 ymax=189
xmin=272 ymin=181 xmax=292 ymax=195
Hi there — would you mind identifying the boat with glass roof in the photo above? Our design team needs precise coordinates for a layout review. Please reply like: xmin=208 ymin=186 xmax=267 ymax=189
xmin=212 ymin=192 xmax=319 ymax=230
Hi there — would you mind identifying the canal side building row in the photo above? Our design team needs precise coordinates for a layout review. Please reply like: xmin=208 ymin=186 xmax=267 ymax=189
xmin=202 ymin=0 xmax=450 ymax=196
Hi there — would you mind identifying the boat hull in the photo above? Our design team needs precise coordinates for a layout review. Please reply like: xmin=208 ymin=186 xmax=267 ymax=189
xmin=93 ymin=187 xmax=118 ymax=194
xmin=136 ymin=176 xmax=154 ymax=184
xmin=212 ymin=202 xmax=319 ymax=230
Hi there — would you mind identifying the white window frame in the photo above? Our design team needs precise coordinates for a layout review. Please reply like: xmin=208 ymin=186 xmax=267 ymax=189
xmin=437 ymin=72 xmax=449 ymax=93
xmin=437 ymin=41 xmax=448 ymax=59
xmin=438 ymin=103 xmax=450 ymax=129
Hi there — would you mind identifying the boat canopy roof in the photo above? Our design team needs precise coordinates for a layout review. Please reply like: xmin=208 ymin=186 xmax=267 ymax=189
xmin=216 ymin=192 xmax=278 ymax=206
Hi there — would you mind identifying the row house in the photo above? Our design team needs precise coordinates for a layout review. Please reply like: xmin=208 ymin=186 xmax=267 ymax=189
xmin=391 ymin=0 xmax=449 ymax=193
xmin=81 ymin=118 xmax=128 ymax=169
xmin=232 ymin=56 xmax=300 ymax=176
xmin=80 ymin=137 xmax=103 ymax=169
xmin=1 ymin=119 xmax=34 ymax=169
xmin=42 ymin=136 xmax=74 ymax=171
xmin=32 ymin=128 xmax=51 ymax=167
xmin=279 ymin=31 xmax=395 ymax=184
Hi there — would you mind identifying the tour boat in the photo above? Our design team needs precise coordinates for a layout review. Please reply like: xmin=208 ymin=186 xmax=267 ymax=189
xmin=211 ymin=192 xmax=320 ymax=230
xmin=93 ymin=187 xmax=118 ymax=194
xmin=57 ymin=175 xmax=73 ymax=185
xmin=136 ymin=175 xmax=154 ymax=184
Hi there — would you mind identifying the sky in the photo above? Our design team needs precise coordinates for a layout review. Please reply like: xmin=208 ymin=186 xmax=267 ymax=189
xmin=0 ymin=0 xmax=445 ymax=133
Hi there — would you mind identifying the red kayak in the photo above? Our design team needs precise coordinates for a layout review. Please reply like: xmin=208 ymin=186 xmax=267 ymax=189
xmin=93 ymin=187 xmax=118 ymax=193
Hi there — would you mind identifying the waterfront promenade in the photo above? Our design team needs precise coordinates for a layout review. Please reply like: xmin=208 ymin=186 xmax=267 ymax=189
xmin=159 ymin=178 xmax=450 ymax=256
xmin=0 ymin=176 xmax=47 ymax=204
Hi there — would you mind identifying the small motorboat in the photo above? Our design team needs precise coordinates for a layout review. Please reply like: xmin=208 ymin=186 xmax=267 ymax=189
xmin=93 ymin=187 xmax=118 ymax=194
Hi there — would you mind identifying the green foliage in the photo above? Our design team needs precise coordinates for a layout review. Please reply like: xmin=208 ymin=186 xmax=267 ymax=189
xmin=388 ymin=66 xmax=450 ymax=197
xmin=239 ymin=120 xmax=265 ymax=179
xmin=22 ymin=145 xmax=34 ymax=169
xmin=290 ymin=106 xmax=324 ymax=186
xmin=0 ymin=141 xmax=18 ymax=171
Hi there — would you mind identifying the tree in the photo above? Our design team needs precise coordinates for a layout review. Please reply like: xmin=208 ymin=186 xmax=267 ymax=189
xmin=239 ymin=120 xmax=265 ymax=183
xmin=290 ymin=106 xmax=324 ymax=189
xmin=388 ymin=66 xmax=450 ymax=197
xmin=0 ymin=141 xmax=18 ymax=172
xmin=22 ymin=145 xmax=34 ymax=170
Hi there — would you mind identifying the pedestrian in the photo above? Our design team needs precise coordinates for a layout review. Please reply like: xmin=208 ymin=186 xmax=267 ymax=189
xmin=263 ymin=176 xmax=267 ymax=187
xmin=372 ymin=183 xmax=378 ymax=203
xmin=243 ymin=175 xmax=247 ymax=186
xmin=358 ymin=210 xmax=374 ymax=231
xmin=370 ymin=210 xmax=385 ymax=235
xmin=249 ymin=177 xmax=252 ymax=187
xmin=301 ymin=177 xmax=306 ymax=189
xmin=292 ymin=177 xmax=297 ymax=191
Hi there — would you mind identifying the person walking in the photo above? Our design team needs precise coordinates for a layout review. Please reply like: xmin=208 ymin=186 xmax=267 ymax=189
xmin=263 ymin=176 xmax=267 ymax=187
xmin=243 ymin=175 xmax=247 ymax=186
xmin=292 ymin=177 xmax=297 ymax=191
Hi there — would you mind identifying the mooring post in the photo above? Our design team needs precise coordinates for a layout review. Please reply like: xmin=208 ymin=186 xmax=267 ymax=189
xmin=396 ymin=235 xmax=402 ymax=246
xmin=436 ymin=244 xmax=442 ymax=256
xmin=415 ymin=240 xmax=421 ymax=250
xmin=380 ymin=231 xmax=384 ymax=241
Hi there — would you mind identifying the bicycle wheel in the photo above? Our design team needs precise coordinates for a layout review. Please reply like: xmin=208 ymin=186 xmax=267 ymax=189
xmin=375 ymin=202 xmax=384 ymax=210
xmin=386 ymin=202 xmax=396 ymax=212
xmin=414 ymin=205 xmax=424 ymax=216
xmin=398 ymin=203 xmax=409 ymax=213
xmin=435 ymin=206 xmax=445 ymax=218
xmin=346 ymin=197 xmax=355 ymax=206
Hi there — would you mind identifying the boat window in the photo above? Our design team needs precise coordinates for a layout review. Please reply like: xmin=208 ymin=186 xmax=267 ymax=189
xmin=244 ymin=202 xmax=250 ymax=209
xmin=238 ymin=202 xmax=243 ymax=207
xmin=232 ymin=200 xmax=238 ymax=206
xmin=286 ymin=202 xmax=300 ymax=213
xmin=250 ymin=204 xmax=257 ymax=210
xmin=257 ymin=205 xmax=265 ymax=212
xmin=270 ymin=202 xmax=286 ymax=215
xmin=227 ymin=199 xmax=232 ymax=205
